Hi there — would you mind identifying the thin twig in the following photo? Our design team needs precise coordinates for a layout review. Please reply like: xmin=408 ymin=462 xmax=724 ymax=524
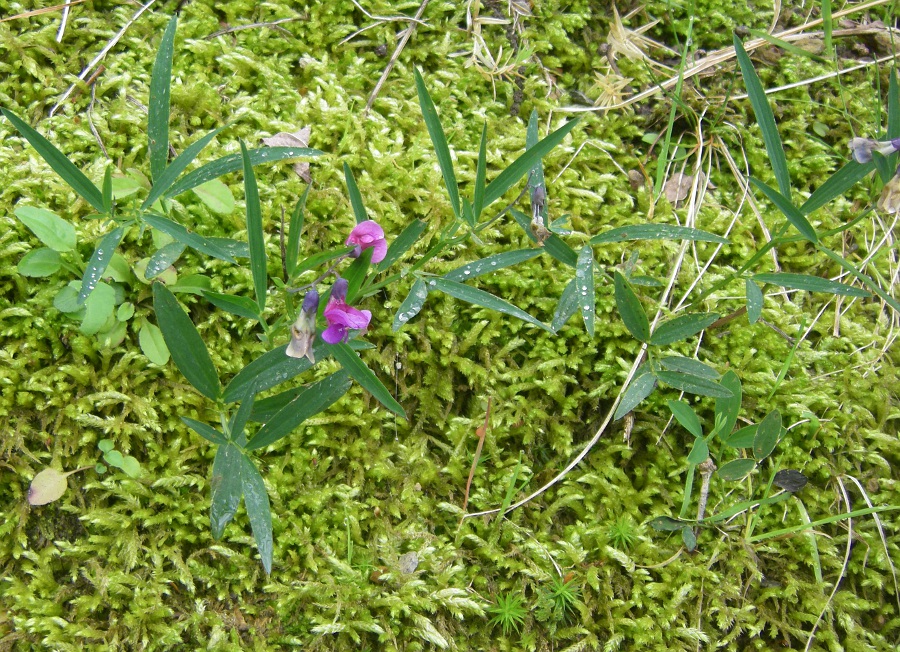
xmin=0 ymin=0 xmax=84 ymax=24
xmin=340 ymin=0 xmax=429 ymax=46
xmin=205 ymin=17 xmax=301 ymax=40
xmin=50 ymin=0 xmax=157 ymax=117
xmin=462 ymin=398 xmax=491 ymax=515
xmin=365 ymin=0 xmax=430 ymax=112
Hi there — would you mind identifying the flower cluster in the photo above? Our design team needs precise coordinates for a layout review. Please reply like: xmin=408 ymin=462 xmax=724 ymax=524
xmin=285 ymin=221 xmax=385 ymax=359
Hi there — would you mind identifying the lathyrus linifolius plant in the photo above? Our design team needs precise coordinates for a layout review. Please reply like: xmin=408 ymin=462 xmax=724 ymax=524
xmin=3 ymin=14 xmax=321 ymax=361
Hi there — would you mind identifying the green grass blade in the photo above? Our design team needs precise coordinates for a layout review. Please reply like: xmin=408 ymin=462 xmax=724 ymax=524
xmin=1 ymin=108 xmax=105 ymax=212
xmin=343 ymin=163 xmax=368 ymax=224
xmin=430 ymin=277 xmax=553 ymax=332
xmin=414 ymin=68 xmax=460 ymax=219
xmin=152 ymin=282 xmax=221 ymax=401
xmin=239 ymin=453 xmax=273 ymax=574
xmin=142 ymin=213 xmax=236 ymax=263
xmin=247 ymin=370 xmax=351 ymax=450
xmin=816 ymin=245 xmax=900 ymax=312
xmin=889 ymin=69 xmax=900 ymax=139
xmin=591 ymin=224 xmax=729 ymax=245
xmin=148 ymin=14 xmax=177 ymax=182
xmin=747 ymin=28 xmax=826 ymax=63
xmin=331 ymin=343 xmax=406 ymax=418
xmin=77 ymin=226 xmax=126 ymax=305
xmin=822 ymin=0 xmax=833 ymax=56
xmin=102 ymin=166 xmax=113 ymax=214
xmin=614 ymin=271 xmax=650 ymax=342
xmin=443 ymin=248 xmax=542 ymax=282
xmin=378 ymin=218 xmax=426 ymax=272
xmin=141 ymin=126 xmax=226 ymax=210
xmin=285 ymin=185 xmax=309 ymax=278
xmin=800 ymin=161 xmax=874 ymax=215
xmin=202 ymin=290 xmax=261 ymax=320
xmin=749 ymin=178 xmax=817 ymax=243
xmin=734 ymin=35 xmax=792 ymax=199
xmin=163 ymin=146 xmax=323 ymax=199
xmin=748 ymin=505 xmax=900 ymax=543
xmin=473 ymin=122 xmax=488 ymax=221
xmin=482 ymin=118 xmax=579 ymax=209
xmin=752 ymin=272 xmax=870 ymax=297
xmin=240 ymin=141 xmax=267 ymax=311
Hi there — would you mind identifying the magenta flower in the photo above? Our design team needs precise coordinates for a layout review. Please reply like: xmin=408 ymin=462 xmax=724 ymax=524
xmin=346 ymin=220 xmax=387 ymax=264
xmin=286 ymin=290 xmax=319 ymax=362
xmin=322 ymin=278 xmax=372 ymax=344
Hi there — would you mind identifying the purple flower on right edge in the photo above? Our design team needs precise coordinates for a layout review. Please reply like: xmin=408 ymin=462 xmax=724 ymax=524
xmin=322 ymin=277 xmax=372 ymax=344
xmin=848 ymin=137 xmax=900 ymax=164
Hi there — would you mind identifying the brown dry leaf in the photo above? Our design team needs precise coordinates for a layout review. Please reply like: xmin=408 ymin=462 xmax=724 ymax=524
xmin=262 ymin=127 xmax=312 ymax=182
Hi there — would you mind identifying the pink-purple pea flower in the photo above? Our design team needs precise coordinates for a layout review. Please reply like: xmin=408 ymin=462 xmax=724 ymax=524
xmin=849 ymin=137 xmax=900 ymax=164
xmin=346 ymin=220 xmax=387 ymax=264
xmin=322 ymin=277 xmax=372 ymax=344
xmin=286 ymin=290 xmax=319 ymax=363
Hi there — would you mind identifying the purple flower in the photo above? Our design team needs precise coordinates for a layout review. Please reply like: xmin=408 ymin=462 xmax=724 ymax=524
xmin=286 ymin=290 xmax=319 ymax=362
xmin=346 ymin=220 xmax=387 ymax=264
xmin=322 ymin=278 xmax=372 ymax=344
xmin=849 ymin=137 xmax=900 ymax=164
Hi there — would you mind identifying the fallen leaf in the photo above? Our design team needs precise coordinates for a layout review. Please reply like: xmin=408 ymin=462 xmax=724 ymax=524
xmin=262 ymin=127 xmax=312 ymax=182
xmin=28 ymin=468 xmax=69 ymax=505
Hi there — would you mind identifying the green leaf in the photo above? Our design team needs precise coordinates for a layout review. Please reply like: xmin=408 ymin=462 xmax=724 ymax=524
xmin=511 ymin=209 xmax=578 ymax=267
xmin=145 ymin=241 xmax=186 ymax=279
xmin=591 ymin=224 xmax=728 ymax=245
xmin=207 ymin=237 xmax=250 ymax=259
xmin=240 ymin=141 xmax=267 ymax=311
xmin=745 ymin=279 xmax=763 ymax=323
xmin=734 ymin=35 xmax=791 ymax=199
xmin=119 ymin=456 xmax=141 ymax=478
xmin=649 ymin=312 xmax=719 ymax=346
xmin=54 ymin=283 xmax=81 ymax=313
xmin=429 ymin=277 xmax=552 ymax=332
xmin=378 ymin=218 xmax=426 ymax=272
xmin=614 ymin=271 xmax=650 ymax=342
xmin=658 ymin=356 xmax=720 ymax=380
xmin=444 ymin=248 xmax=543 ymax=282
xmin=668 ymin=400 xmax=703 ymax=438
xmin=209 ymin=443 xmax=243 ymax=539
xmin=78 ymin=226 xmax=126 ymax=305
xmin=749 ymin=178 xmax=817 ymax=243
xmin=717 ymin=458 xmax=756 ymax=481
xmin=15 ymin=206 xmax=77 ymax=252
xmin=686 ymin=437 xmax=709 ymax=465
xmin=148 ymin=14 xmax=177 ymax=182
xmin=552 ymin=277 xmax=580 ymax=331
xmin=142 ymin=213 xmax=236 ymax=263
xmin=18 ymin=248 xmax=61 ymax=277
xmin=163 ymin=146 xmax=323 ymax=199
xmin=142 ymin=126 xmax=227 ymax=210
xmin=285 ymin=185 xmax=309 ymax=277
xmin=152 ymin=282 xmax=221 ymax=401
xmin=1 ymin=108 xmax=105 ymax=212
xmin=800 ymin=160 xmax=874 ymax=215
xmin=247 ymin=370 xmax=351 ymax=450
xmin=753 ymin=409 xmax=782 ymax=461
xmin=79 ymin=281 xmax=116 ymax=335
xmin=181 ymin=416 xmax=228 ymax=445
xmin=714 ymin=370 xmax=742 ymax=440
xmin=614 ymin=367 xmax=657 ymax=420
xmin=249 ymin=386 xmax=304 ymax=423
xmin=229 ymin=386 xmax=257 ymax=443
xmin=681 ymin=526 xmax=697 ymax=552
xmin=170 ymin=273 xmax=212 ymax=295
xmin=202 ymin=290 xmax=261 ymax=320
xmin=656 ymin=371 xmax=733 ymax=398
xmin=482 ymin=118 xmax=579 ymax=208
xmin=722 ymin=424 xmax=757 ymax=448
xmin=414 ymin=69 xmax=460 ymax=219
xmin=291 ymin=246 xmax=353 ymax=281
xmin=331 ymin=343 xmax=406 ymax=418
xmin=343 ymin=163 xmax=368 ymax=224
xmin=139 ymin=319 xmax=170 ymax=365
xmin=102 ymin=166 xmax=113 ymax=214
xmin=393 ymin=278 xmax=429 ymax=330
xmin=752 ymin=272 xmax=869 ymax=298
xmin=472 ymin=122 xmax=488 ymax=221
xmin=575 ymin=245 xmax=595 ymax=336
xmin=239 ymin=453 xmax=273 ymax=574
xmin=191 ymin=178 xmax=235 ymax=215
xmin=648 ymin=515 xmax=689 ymax=532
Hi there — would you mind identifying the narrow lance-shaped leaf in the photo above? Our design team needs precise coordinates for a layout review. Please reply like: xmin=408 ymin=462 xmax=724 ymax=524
xmin=344 ymin=163 xmax=368 ymax=224
xmin=649 ymin=312 xmax=719 ymax=347
xmin=142 ymin=125 xmax=227 ymax=210
xmin=753 ymin=272 xmax=869 ymax=298
xmin=152 ymin=282 xmax=221 ymax=401
xmin=181 ymin=417 xmax=228 ymax=445
xmin=714 ymin=370 xmax=742 ymax=439
xmin=552 ymin=276 xmax=580 ymax=331
xmin=241 ymin=141 xmax=267 ymax=311
xmin=753 ymin=408 xmax=782 ymax=461
xmin=393 ymin=278 xmax=429 ymax=330
xmin=472 ymin=122 xmax=488 ymax=221
xmin=240 ymin=453 xmax=273 ymax=574
xmin=285 ymin=185 xmax=309 ymax=278
xmin=575 ymin=245 xmax=595 ymax=336
xmin=717 ymin=458 xmax=757 ymax=482
xmin=800 ymin=160 xmax=874 ymax=215
xmin=247 ymin=370 xmax=351 ymax=450
xmin=142 ymin=213 xmax=236 ymax=263
xmin=430 ymin=277 xmax=553 ymax=332
xmin=658 ymin=356 xmax=720 ymax=380
xmin=148 ymin=14 xmax=177 ymax=182
xmin=78 ymin=227 xmax=126 ymax=305
xmin=749 ymin=178 xmax=817 ymax=243
xmin=591 ymin=224 xmax=729 ymax=245
xmin=414 ymin=69 xmax=460 ymax=219
xmin=613 ymin=367 xmax=657 ymax=420
xmin=734 ymin=35 xmax=791 ymax=200
xmin=668 ymin=400 xmax=703 ymax=438
xmin=331 ymin=343 xmax=406 ymax=418
xmin=614 ymin=271 xmax=650 ymax=342
xmin=209 ymin=443 xmax=243 ymax=540
xmin=145 ymin=241 xmax=186 ymax=280
xmin=378 ymin=218 xmax=426 ymax=272
xmin=202 ymin=290 xmax=261 ymax=320
xmin=444 ymin=249 xmax=542 ymax=282
xmin=102 ymin=166 xmax=113 ymax=214
xmin=14 ymin=206 xmax=76 ymax=252
xmin=163 ymin=146 xmax=323 ymax=199
xmin=2 ymin=108 xmax=105 ymax=212
xmin=745 ymin=278 xmax=764 ymax=323
xmin=657 ymin=371 xmax=733 ymax=398
xmin=511 ymin=209 xmax=578 ymax=268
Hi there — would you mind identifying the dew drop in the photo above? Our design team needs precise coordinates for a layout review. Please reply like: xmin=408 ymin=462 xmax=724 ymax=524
xmin=429 ymin=280 xmax=436 ymax=286
xmin=464 ymin=270 xmax=470 ymax=276
xmin=490 ymin=261 xmax=497 ymax=266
